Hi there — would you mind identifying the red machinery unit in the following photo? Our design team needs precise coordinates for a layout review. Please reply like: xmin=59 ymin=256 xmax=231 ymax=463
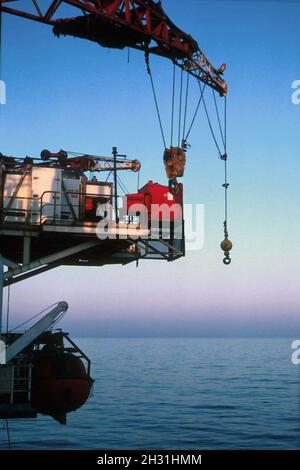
xmin=126 ymin=181 xmax=183 ymax=222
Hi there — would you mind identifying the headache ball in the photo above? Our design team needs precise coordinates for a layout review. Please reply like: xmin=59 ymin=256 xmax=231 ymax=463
xmin=221 ymin=238 xmax=233 ymax=252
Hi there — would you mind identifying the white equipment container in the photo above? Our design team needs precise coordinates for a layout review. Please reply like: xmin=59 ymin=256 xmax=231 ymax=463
xmin=2 ymin=172 xmax=32 ymax=223
xmin=2 ymin=166 xmax=112 ymax=225
xmin=61 ymin=175 xmax=82 ymax=222
xmin=31 ymin=167 xmax=63 ymax=223
xmin=86 ymin=182 xmax=112 ymax=199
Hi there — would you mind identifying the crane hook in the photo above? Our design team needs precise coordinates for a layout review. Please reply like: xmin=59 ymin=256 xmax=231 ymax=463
xmin=223 ymin=252 xmax=232 ymax=265
xmin=221 ymin=221 xmax=232 ymax=266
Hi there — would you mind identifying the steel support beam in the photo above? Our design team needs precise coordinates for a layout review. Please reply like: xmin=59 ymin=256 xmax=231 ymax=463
xmin=1 ymin=257 xmax=20 ymax=270
xmin=4 ymin=240 xmax=102 ymax=283
xmin=4 ymin=263 xmax=59 ymax=287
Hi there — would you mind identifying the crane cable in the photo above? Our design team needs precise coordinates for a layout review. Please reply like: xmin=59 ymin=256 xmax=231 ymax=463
xmin=170 ymin=62 xmax=176 ymax=147
xmin=177 ymin=68 xmax=184 ymax=147
xmin=116 ymin=174 xmax=129 ymax=195
xmin=146 ymin=54 xmax=201 ymax=152
xmin=171 ymin=66 xmax=191 ymax=149
xmin=198 ymin=80 xmax=223 ymax=157
xmin=197 ymin=81 xmax=232 ymax=265
xmin=182 ymin=72 xmax=190 ymax=144
xmin=221 ymin=95 xmax=232 ymax=265
xmin=8 ymin=302 xmax=60 ymax=333
xmin=184 ymin=82 xmax=206 ymax=144
xmin=137 ymin=167 xmax=140 ymax=192
xmin=145 ymin=52 xmax=167 ymax=149
xmin=144 ymin=57 xmax=232 ymax=265
xmin=212 ymin=89 xmax=225 ymax=149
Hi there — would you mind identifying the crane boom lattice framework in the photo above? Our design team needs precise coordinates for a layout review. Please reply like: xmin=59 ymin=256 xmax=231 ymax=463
xmin=0 ymin=0 xmax=227 ymax=96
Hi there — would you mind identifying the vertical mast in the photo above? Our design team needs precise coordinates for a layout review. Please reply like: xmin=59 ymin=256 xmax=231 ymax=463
xmin=112 ymin=147 xmax=119 ymax=225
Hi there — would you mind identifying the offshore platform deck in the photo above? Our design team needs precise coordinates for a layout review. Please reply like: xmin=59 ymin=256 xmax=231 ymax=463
xmin=0 ymin=148 xmax=185 ymax=287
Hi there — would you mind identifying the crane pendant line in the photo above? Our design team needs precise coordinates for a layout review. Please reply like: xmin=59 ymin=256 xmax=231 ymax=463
xmin=145 ymin=51 xmax=167 ymax=149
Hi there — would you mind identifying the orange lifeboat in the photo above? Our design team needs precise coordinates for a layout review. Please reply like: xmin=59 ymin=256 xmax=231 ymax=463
xmin=31 ymin=352 xmax=94 ymax=424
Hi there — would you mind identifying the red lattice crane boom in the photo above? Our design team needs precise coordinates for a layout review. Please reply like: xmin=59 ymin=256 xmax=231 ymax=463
xmin=0 ymin=0 xmax=227 ymax=95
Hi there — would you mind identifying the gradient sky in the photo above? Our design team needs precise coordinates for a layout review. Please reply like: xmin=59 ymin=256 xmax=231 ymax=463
xmin=0 ymin=0 xmax=300 ymax=337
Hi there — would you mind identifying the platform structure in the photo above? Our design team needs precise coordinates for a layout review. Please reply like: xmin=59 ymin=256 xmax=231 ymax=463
xmin=0 ymin=148 xmax=185 ymax=422
xmin=0 ymin=148 xmax=185 ymax=290
xmin=0 ymin=198 xmax=185 ymax=291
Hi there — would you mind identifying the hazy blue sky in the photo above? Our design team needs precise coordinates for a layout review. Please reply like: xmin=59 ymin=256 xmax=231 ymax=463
xmin=1 ymin=0 xmax=300 ymax=337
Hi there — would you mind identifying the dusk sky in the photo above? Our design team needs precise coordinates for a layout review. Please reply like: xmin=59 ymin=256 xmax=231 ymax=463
xmin=0 ymin=0 xmax=300 ymax=337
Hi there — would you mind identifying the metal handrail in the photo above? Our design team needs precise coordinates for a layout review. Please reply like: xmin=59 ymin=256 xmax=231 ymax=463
xmin=0 ymin=363 xmax=32 ymax=404
xmin=0 ymin=189 xmax=116 ymax=225
xmin=39 ymin=190 xmax=113 ymax=224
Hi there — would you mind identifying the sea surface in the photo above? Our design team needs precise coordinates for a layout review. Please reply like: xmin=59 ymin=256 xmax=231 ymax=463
xmin=1 ymin=338 xmax=299 ymax=450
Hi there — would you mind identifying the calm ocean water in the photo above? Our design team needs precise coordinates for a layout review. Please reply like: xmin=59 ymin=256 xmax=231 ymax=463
xmin=1 ymin=338 xmax=299 ymax=450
